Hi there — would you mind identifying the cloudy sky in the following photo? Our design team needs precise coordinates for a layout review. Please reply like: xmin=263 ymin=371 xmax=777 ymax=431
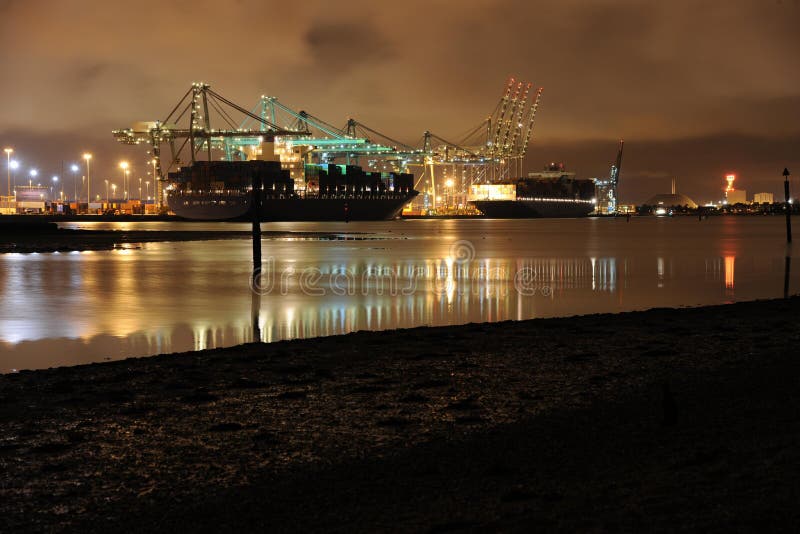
xmin=1 ymin=0 xmax=798 ymax=202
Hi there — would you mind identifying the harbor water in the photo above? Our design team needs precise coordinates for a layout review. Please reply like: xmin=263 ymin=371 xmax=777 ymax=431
xmin=0 ymin=217 xmax=796 ymax=372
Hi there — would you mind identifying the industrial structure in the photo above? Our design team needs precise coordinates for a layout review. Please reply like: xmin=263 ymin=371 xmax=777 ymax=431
xmin=753 ymin=192 xmax=774 ymax=204
xmin=593 ymin=140 xmax=624 ymax=215
xmin=723 ymin=174 xmax=747 ymax=204
xmin=112 ymin=78 xmax=545 ymax=215
xmin=645 ymin=178 xmax=698 ymax=209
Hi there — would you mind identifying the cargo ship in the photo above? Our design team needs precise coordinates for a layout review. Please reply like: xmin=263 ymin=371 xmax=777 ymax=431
xmin=166 ymin=160 xmax=418 ymax=221
xmin=469 ymin=163 xmax=596 ymax=218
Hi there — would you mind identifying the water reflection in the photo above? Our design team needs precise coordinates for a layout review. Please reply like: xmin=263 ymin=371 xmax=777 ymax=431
xmin=1 ymin=217 xmax=797 ymax=371
xmin=725 ymin=256 xmax=736 ymax=291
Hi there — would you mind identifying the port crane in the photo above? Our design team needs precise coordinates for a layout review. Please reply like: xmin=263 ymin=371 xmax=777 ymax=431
xmin=113 ymin=77 xmax=543 ymax=212
xmin=113 ymin=83 xmax=311 ymax=208
xmin=593 ymin=140 xmax=624 ymax=214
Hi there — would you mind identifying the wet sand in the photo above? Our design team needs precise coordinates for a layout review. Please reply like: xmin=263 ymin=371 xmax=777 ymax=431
xmin=1 ymin=297 xmax=799 ymax=532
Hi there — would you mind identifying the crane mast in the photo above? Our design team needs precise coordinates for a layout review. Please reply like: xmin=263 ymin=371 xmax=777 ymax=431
xmin=490 ymin=78 xmax=515 ymax=159
xmin=520 ymin=87 xmax=543 ymax=160
xmin=499 ymin=82 xmax=523 ymax=156
xmin=593 ymin=140 xmax=624 ymax=215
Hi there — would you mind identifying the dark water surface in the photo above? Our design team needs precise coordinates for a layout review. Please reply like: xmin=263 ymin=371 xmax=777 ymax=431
xmin=1 ymin=217 xmax=796 ymax=371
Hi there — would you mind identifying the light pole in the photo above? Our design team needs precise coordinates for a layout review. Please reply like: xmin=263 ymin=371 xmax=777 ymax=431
xmin=3 ymin=147 xmax=12 ymax=197
xmin=111 ymin=183 xmax=117 ymax=202
xmin=145 ymin=180 xmax=150 ymax=201
xmin=52 ymin=176 xmax=58 ymax=205
xmin=83 ymin=153 xmax=92 ymax=212
xmin=445 ymin=178 xmax=454 ymax=209
xmin=119 ymin=161 xmax=129 ymax=202
xmin=9 ymin=160 xmax=19 ymax=198
xmin=29 ymin=168 xmax=37 ymax=188
xmin=70 ymin=164 xmax=79 ymax=204
xmin=139 ymin=177 xmax=142 ymax=201
xmin=151 ymin=158 xmax=159 ymax=211
xmin=105 ymin=179 xmax=109 ymax=203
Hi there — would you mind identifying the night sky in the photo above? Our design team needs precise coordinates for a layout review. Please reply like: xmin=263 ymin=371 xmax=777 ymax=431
xmin=1 ymin=0 xmax=799 ymax=203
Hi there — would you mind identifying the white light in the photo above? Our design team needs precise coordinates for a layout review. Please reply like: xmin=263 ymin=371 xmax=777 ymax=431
xmin=29 ymin=169 xmax=38 ymax=177
xmin=70 ymin=164 xmax=79 ymax=172
xmin=9 ymin=160 xmax=19 ymax=170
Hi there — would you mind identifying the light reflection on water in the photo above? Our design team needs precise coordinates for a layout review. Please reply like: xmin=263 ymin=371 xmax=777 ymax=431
xmin=0 ymin=217 xmax=796 ymax=372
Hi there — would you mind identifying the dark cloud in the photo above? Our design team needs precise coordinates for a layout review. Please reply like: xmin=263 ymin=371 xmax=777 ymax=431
xmin=304 ymin=19 xmax=395 ymax=73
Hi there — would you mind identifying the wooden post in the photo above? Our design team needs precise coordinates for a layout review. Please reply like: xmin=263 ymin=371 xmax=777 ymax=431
xmin=251 ymin=170 xmax=262 ymax=341
xmin=252 ymin=171 xmax=262 ymax=281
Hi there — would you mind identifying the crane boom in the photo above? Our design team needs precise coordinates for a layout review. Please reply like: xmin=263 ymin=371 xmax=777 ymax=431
xmin=490 ymin=78 xmax=515 ymax=155
xmin=499 ymin=81 xmax=523 ymax=155
xmin=520 ymin=87 xmax=543 ymax=159
xmin=507 ymin=82 xmax=532 ymax=156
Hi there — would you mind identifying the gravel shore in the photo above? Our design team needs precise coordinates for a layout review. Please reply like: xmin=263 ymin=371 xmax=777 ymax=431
xmin=1 ymin=298 xmax=799 ymax=532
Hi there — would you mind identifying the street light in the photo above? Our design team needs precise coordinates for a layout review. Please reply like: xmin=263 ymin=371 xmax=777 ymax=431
xmin=70 ymin=164 xmax=79 ymax=203
xmin=445 ymin=178 xmax=454 ymax=208
xmin=119 ymin=161 xmax=129 ymax=201
xmin=105 ymin=179 xmax=109 ymax=203
xmin=83 ymin=153 xmax=92 ymax=211
xmin=29 ymin=168 xmax=38 ymax=188
xmin=9 ymin=160 xmax=19 ymax=197
xmin=52 ymin=176 xmax=58 ymax=203
xmin=3 ymin=147 xmax=12 ymax=197
xmin=111 ymin=183 xmax=117 ymax=201
xmin=145 ymin=180 xmax=150 ymax=201
xmin=151 ymin=158 xmax=159 ymax=210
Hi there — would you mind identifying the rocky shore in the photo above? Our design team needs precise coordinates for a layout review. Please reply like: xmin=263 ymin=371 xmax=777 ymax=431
xmin=1 ymin=298 xmax=799 ymax=532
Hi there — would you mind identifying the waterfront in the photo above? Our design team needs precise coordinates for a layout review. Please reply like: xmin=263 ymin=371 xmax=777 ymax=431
xmin=0 ymin=216 xmax=796 ymax=372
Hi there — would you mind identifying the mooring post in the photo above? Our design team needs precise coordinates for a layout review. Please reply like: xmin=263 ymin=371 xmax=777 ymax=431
xmin=251 ymin=171 xmax=262 ymax=341
xmin=252 ymin=171 xmax=262 ymax=280
xmin=784 ymin=168 xmax=792 ymax=244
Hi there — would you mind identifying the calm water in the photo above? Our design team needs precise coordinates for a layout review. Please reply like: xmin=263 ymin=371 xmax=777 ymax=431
xmin=1 ymin=217 xmax=796 ymax=372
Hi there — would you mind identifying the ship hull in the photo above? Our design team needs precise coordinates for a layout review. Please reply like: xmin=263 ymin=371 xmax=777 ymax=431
xmin=471 ymin=199 xmax=595 ymax=218
xmin=167 ymin=192 xmax=417 ymax=221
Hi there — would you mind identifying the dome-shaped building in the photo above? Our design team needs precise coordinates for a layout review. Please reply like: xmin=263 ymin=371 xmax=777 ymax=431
xmin=644 ymin=193 xmax=698 ymax=209
xmin=645 ymin=178 xmax=698 ymax=209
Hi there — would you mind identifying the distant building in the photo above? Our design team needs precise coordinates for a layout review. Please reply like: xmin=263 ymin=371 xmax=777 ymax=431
xmin=726 ymin=189 xmax=747 ymax=205
xmin=14 ymin=185 xmax=50 ymax=213
xmin=645 ymin=193 xmax=698 ymax=209
xmin=644 ymin=178 xmax=698 ymax=209
xmin=753 ymin=192 xmax=774 ymax=204
xmin=617 ymin=204 xmax=636 ymax=214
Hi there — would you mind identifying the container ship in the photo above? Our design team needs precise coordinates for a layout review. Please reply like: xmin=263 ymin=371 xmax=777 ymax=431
xmin=469 ymin=163 xmax=596 ymax=218
xmin=166 ymin=160 xmax=418 ymax=221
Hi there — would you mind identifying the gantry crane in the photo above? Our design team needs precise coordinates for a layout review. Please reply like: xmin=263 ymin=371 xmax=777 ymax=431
xmin=593 ymin=140 xmax=624 ymax=215
xmin=112 ymin=83 xmax=310 ymax=208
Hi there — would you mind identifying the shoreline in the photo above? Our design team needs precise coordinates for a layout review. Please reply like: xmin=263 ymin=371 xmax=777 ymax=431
xmin=0 ymin=221 xmax=379 ymax=253
xmin=1 ymin=297 xmax=799 ymax=531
